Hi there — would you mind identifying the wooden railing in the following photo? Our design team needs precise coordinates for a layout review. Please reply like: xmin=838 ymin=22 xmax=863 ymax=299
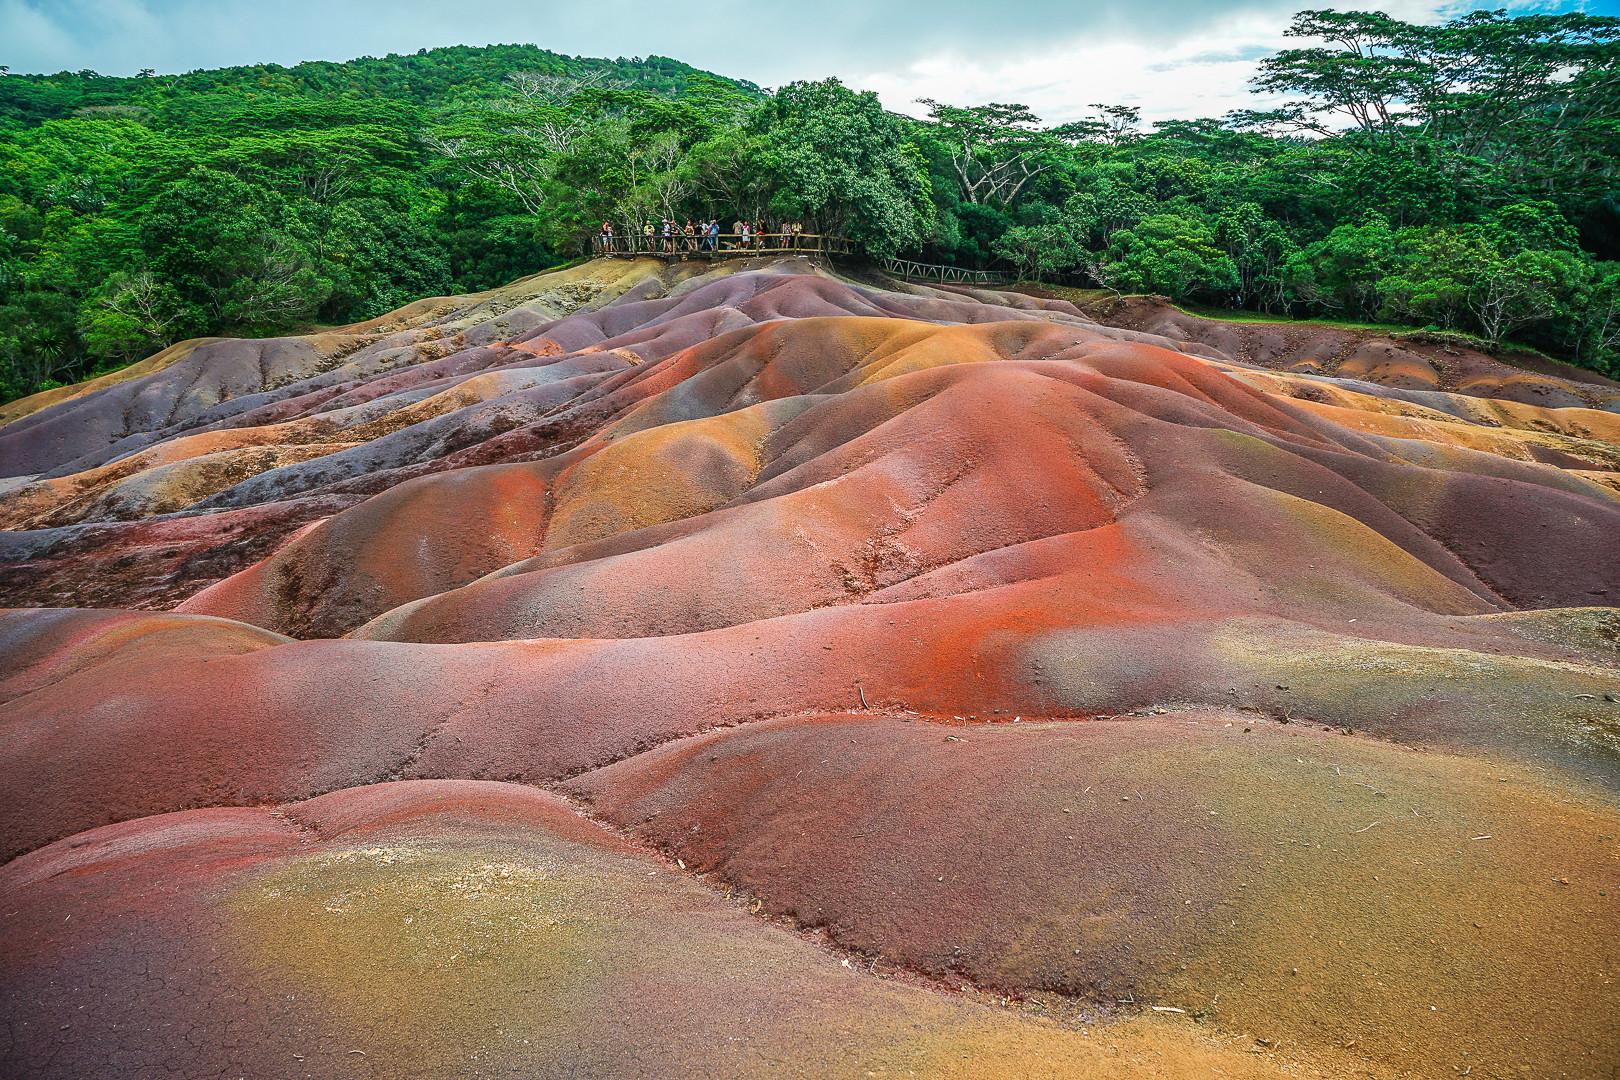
xmin=587 ymin=234 xmax=1014 ymax=288
xmin=880 ymin=257 xmax=1009 ymax=285
xmin=591 ymin=232 xmax=857 ymax=257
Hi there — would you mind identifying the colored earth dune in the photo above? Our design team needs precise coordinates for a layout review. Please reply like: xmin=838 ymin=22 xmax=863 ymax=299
xmin=2 ymin=254 xmax=1618 ymax=1079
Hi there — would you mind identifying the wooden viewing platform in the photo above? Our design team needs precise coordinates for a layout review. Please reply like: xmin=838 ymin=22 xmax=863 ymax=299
xmin=590 ymin=232 xmax=856 ymax=260
xmin=586 ymin=235 xmax=1011 ymax=287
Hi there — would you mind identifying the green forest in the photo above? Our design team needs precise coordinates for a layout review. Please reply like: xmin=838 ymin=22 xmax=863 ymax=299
xmin=2 ymin=8 xmax=1619 ymax=405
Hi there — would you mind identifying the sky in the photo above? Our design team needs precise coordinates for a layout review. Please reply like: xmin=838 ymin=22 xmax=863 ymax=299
xmin=2 ymin=0 xmax=1616 ymax=124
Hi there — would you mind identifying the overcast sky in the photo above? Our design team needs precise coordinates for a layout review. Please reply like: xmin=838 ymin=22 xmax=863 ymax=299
xmin=3 ymin=0 xmax=1615 ymax=123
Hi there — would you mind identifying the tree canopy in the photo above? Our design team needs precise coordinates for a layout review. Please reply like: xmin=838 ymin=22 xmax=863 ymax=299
xmin=4 ymin=10 xmax=1620 ymax=406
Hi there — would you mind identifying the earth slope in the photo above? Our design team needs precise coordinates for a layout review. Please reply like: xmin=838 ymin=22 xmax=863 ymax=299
xmin=1 ymin=255 xmax=1617 ymax=1080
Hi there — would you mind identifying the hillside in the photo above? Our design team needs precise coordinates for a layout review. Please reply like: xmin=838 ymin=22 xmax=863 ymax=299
xmin=6 ymin=7 xmax=1620 ymax=412
xmin=1 ymin=253 xmax=1617 ymax=1078
xmin=0 ymin=44 xmax=764 ymax=402
xmin=0 ymin=46 xmax=756 ymax=129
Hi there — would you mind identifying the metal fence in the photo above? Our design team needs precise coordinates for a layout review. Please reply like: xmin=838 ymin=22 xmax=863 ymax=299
xmin=880 ymin=257 xmax=1009 ymax=285
xmin=591 ymin=231 xmax=857 ymax=258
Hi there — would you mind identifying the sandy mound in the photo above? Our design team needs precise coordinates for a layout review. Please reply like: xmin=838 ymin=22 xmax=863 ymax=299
xmin=1 ymin=256 xmax=1616 ymax=1079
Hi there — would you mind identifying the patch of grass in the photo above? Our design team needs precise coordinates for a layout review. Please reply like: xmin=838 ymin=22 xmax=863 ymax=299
xmin=1005 ymin=281 xmax=1112 ymax=304
xmin=1173 ymin=303 xmax=1577 ymax=366
xmin=1010 ymin=282 xmax=1415 ymax=333
xmin=1173 ymin=301 xmax=1416 ymax=336
xmin=1014 ymin=284 xmax=1573 ymax=361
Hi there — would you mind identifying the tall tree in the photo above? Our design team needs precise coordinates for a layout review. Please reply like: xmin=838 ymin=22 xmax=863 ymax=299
xmin=1243 ymin=8 xmax=1620 ymax=196
xmin=761 ymin=79 xmax=930 ymax=256
xmin=424 ymin=70 xmax=618 ymax=215
xmin=916 ymin=100 xmax=1064 ymax=206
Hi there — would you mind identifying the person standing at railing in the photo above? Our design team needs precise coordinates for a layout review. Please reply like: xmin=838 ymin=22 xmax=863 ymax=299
xmin=684 ymin=220 xmax=696 ymax=253
xmin=791 ymin=221 xmax=802 ymax=249
xmin=643 ymin=220 xmax=654 ymax=252
xmin=779 ymin=221 xmax=791 ymax=249
xmin=709 ymin=219 xmax=720 ymax=251
xmin=732 ymin=218 xmax=745 ymax=250
xmin=600 ymin=221 xmax=613 ymax=252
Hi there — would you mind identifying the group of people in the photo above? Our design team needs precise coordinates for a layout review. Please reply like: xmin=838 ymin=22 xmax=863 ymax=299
xmin=598 ymin=218 xmax=805 ymax=254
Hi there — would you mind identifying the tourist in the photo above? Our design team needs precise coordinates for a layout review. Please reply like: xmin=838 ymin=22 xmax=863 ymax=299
xmin=601 ymin=221 xmax=614 ymax=253
xmin=684 ymin=220 xmax=696 ymax=253
xmin=791 ymin=220 xmax=803 ymax=249
xmin=709 ymin=219 xmax=720 ymax=250
xmin=643 ymin=219 xmax=654 ymax=251
xmin=779 ymin=220 xmax=791 ymax=249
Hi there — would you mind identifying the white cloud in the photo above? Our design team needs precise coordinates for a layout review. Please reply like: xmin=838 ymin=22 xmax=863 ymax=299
xmin=0 ymin=0 xmax=80 ymax=68
xmin=1 ymin=0 xmax=1607 ymax=123
xmin=854 ymin=2 xmax=1461 ymax=125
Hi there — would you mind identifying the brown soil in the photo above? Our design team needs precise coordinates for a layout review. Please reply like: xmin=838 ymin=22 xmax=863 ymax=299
xmin=1014 ymin=285 xmax=1620 ymax=407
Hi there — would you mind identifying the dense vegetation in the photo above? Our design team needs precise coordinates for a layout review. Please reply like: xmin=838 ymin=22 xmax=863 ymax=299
xmin=0 ymin=46 xmax=759 ymax=401
xmin=3 ymin=8 xmax=1619 ymax=405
